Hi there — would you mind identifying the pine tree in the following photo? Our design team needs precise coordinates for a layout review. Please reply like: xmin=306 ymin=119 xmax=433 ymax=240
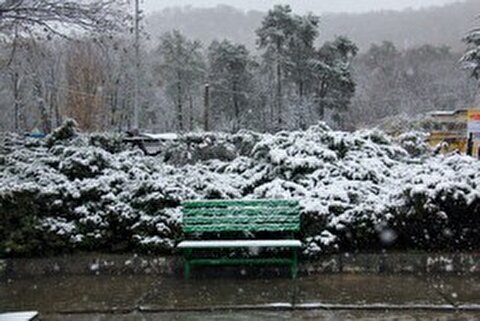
xmin=284 ymin=13 xmax=320 ymax=99
xmin=257 ymin=6 xmax=357 ymax=129
xmin=462 ymin=23 xmax=480 ymax=79
xmin=207 ymin=40 xmax=253 ymax=131
xmin=157 ymin=30 xmax=205 ymax=131
xmin=256 ymin=5 xmax=297 ymax=129
xmin=314 ymin=36 xmax=358 ymax=126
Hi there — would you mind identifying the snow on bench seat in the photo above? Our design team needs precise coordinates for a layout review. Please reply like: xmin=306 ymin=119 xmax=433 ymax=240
xmin=177 ymin=240 xmax=301 ymax=249
xmin=0 ymin=311 xmax=39 ymax=321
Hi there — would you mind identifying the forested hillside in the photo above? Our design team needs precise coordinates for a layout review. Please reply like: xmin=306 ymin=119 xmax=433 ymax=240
xmin=145 ymin=0 xmax=480 ymax=52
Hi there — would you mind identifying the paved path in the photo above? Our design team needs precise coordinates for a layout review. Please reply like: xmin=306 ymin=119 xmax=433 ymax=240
xmin=1 ymin=273 xmax=480 ymax=320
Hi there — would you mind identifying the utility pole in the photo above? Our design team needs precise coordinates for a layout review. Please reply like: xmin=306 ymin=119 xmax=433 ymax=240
xmin=204 ymin=83 xmax=210 ymax=131
xmin=133 ymin=0 xmax=140 ymax=130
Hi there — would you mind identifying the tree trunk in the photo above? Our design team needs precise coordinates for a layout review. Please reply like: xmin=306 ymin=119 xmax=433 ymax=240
xmin=317 ymin=79 xmax=329 ymax=120
xmin=12 ymin=71 xmax=20 ymax=132
xmin=34 ymin=79 xmax=51 ymax=133
xmin=276 ymin=64 xmax=283 ymax=129
xmin=177 ymin=81 xmax=183 ymax=131
xmin=203 ymin=83 xmax=209 ymax=131
xmin=54 ymin=95 xmax=61 ymax=128
xmin=233 ymin=81 xmax=239 ymax=131
xmin=47 ymin=65 xmax=59 ymax=131
xmin=49 ymin=91 xmax=55 ymax=130
xmin=110 ymin=87 xmax=118 ymax=128
xmin=189 ymin=94 xmax=193 ymax=131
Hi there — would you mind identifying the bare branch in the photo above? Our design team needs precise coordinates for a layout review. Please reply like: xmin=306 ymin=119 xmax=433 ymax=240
xmin=0 ymin=0 xmax=130 ymax=40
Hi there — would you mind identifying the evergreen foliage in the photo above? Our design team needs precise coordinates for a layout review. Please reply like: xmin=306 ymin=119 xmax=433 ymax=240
xmin=157 ymin=30 xmax=206 ymax=131
xmin=256 ymin=5 xmax=357 ymax=129
xmin=2 ymin=123 xmax=480 ymax=257
xmin=462 ymin=21 xmax=480 ymax=79
xmin=207 ymin=40 xmax=254 ymax=131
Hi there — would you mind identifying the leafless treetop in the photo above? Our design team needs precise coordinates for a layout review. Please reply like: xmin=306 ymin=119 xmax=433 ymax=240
xmin=0 ymin=0 xmax=130 ymax=39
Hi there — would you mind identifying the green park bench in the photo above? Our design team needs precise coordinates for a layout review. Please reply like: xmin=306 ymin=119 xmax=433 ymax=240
xmin=177 ymin=199 xmax=301 ymax=279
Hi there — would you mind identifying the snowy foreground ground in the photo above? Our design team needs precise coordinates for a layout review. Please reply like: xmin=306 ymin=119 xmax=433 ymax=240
xmin=1 ymin=121 xmax=480 ymax=257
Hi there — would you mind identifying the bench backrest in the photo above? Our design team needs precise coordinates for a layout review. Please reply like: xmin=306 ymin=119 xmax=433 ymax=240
xmin=182 ymin=199 xmax=300 ymax=234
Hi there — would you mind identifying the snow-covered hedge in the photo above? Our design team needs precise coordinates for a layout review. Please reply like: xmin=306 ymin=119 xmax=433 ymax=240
xmin=1 ymin=121 xmax=480 ymax=257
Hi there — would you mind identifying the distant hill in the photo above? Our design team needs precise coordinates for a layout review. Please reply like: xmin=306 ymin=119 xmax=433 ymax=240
xmin=145 ymin=0 xmax=480 ymax=53
xmin=145 ymin=5 xmax=263 ymax=51
xmin=320 ymin=0 xmax=480 ymax=52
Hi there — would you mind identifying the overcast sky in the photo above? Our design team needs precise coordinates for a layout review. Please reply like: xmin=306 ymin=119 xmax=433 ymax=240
xmin=142 ymin=0 xmax=466 ymax=14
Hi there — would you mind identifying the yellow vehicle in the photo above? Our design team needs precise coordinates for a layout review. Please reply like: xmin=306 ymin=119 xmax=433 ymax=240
xmin=426 ymin=109 xmax=480 ymax=156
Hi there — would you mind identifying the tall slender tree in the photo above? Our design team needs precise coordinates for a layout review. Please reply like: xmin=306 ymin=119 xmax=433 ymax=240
xmin=314 ymin=36 xmax=358 ymax=125
xmin=284 ymin=13 xmax=319 ymax=98
xmin=207 ymin=39 xmax=253 ymax=131
xmin=256 ymin=5 xmax=297 ymax=129
xmin=157 ymin=30 xmax=205 ymax=131
xmin=65 ymin=40 xmax=106 ymax=131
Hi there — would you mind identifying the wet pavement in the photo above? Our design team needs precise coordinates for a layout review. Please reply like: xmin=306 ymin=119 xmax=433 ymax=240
xmin=1 ymin=272 xmax=480 ymax=320
xmin=40 ymin=311 xmax=480 ymax=321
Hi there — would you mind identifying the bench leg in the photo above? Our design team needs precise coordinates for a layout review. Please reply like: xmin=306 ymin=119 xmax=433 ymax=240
xmin=184 ymin=260 xmax=191 ymax=280
xmin=291 ymin=249 xmax=298 ymax=279
xmin=184 ymin=249 xmax=192 ymax=280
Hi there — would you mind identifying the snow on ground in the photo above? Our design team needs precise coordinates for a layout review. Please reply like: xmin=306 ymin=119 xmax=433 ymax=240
xmin=1 ymin=121 xmax=479 ymax=257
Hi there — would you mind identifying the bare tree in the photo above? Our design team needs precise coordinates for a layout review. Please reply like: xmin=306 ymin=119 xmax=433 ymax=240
xmin=156 ymin=30 xmax=205 ymax=132
xmin=65 ymin=40 xmax=107 ymax=131
xmin=0 ymin=0 xmax=130 ymax=132
xmin=0 ymin=0 xmax=129 ymax=40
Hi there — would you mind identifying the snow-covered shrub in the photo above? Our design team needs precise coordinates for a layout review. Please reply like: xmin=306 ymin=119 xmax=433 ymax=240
xmin=58 ymin=147 xmax=114 ymax=179
xmin=230 ymin=130 xmax=262 ymax=156
xmin=389 ymin=155 xmax=480 ymax=250
xmin=394 ymin=131 xmax=431 ymax=158
xmin=46 ymin=118 xmax=78 ymax=148
xmin=0 ymin=139 xmax=185 ymax=256
xmin=1 ymin=121 xmax=480 ymax=258
xmin=88 ymin=132 xmax=126 ymax=154
xmin=160 ymin=132 xmax=238 ymax=165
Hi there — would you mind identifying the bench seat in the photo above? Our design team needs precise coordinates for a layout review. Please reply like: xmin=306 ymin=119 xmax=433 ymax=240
xmin=177 ymin=240 xmax=302 ymax=249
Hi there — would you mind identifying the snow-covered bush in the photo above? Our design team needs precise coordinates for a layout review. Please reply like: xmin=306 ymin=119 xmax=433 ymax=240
xmin=394 ymin=131 xmax=431 ymax=158
xmin=1 ymin=122 xmax=479 ymax=258
xmin=88 ymin=133 xmax=126 ymax=154
xmin=388 ymin=155 xmax=480 ymax=250
xmin=158 ymin=131 xmax=260 ymax=165
xmin=0 ymin=136 xmax=185 ymax=255
xmin=46 ymin=118 xmax=78 ymax=148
